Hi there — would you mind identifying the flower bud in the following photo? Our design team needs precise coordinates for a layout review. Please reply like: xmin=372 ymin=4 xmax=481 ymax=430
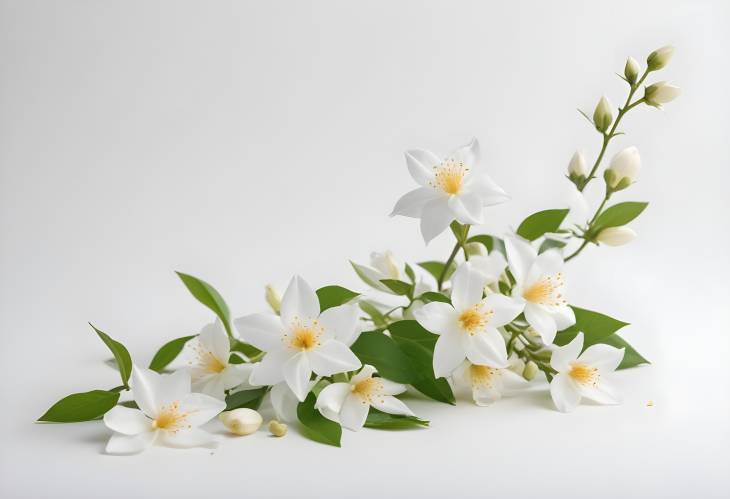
xmin=644 ymin=81 xmax=681 ymax=108
xmin=464 ymin=242 xmax=488 ymax=258
xmin=567 ymin=151 xmax=588 ymax=184
xmin=268 ymin=420 xmax=288 ymax=437
xmin=593 ymin=96 xmax=613 ymax=133
xmin=624 ymin=57 xmax=640 ymax=85
xmin=605 ymin=146 xmax=641 ymax=190
xmin=219 ymin=408 xmax=262 ymax=436
xmin=523 ymin=361 xmax=539 ymax=381
xmin=646 ymin=45 xmax=674 ymax=71
xmin=265 ymin=285 xmax=281 ymax=314
xmin=370 ymin=251 xmax=401 ymax=280
xmin=596 ymin=226 xmax=636 ymax=246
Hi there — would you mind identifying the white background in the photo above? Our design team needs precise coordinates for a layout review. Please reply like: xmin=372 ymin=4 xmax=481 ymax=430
xmin=2 ymin=1 xmax=729 ymax=497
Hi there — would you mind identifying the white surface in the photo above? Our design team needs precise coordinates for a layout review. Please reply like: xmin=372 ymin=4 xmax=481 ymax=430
xmin=1 ymin=1 xmax=729 ymax=497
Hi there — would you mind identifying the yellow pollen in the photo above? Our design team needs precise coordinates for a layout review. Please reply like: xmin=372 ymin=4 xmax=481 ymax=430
xmin=458 ymin=307 xmax=492 ymax=334
xmin=568 ymin=363 xmax=599 ymax=386
xmin=522 ymin=273 xmax=566 ymax=307
xmin=152 ymin=401 xmax=189 ymax=432
xmin=351 ymin=378 xmax=384 ymax=404
xmin=430 ymin=159 xmax=468 ymax=195
xmin=469 ymin=364 xmax=497 ymax=387
xmin=191 ymin=341 xmax=227 ymax=374
xmin=290 ymin=327 xmax=319 ymax=351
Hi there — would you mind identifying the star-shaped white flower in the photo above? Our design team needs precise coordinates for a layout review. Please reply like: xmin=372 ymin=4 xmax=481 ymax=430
xmin=315 ymin=365 xmax=415 ymax=431
xmin=103 ymin=366 xmax=225 ymax=455
xmin=452 ymin=358 xmax=525 ymax=406
xmin=187 ymin=319 xmax=254 ymax=400
xmin=234 ymin=275 xmax=362 ymax=401
xmin=504 ymin=235 xmax=576 ymax=344
xmin=413 ymin=262 xmax=523 ymax=378
xmin=549 ymin=332 xmax=624 ymax=412
xmin=391 ymin=138 xmax=509 ymax=243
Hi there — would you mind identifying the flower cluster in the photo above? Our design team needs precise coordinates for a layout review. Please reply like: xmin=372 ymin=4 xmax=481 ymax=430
xmin=37 ymin=45 xmax=678 ymax=453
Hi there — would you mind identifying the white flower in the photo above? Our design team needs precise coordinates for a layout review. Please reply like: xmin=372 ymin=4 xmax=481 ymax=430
xmin=505 ymin=235 xmax=576 ymax=345
xmin=234 ymin=275 xmax=362 ymax=401
xmin=647 ymin=45 xmax=674 ymax=71
xmin=187 ymin=319 xmax=254 ymax=399
xmin=103 ymin=366 xmax=225 ymax=455
xmin=413 ymin=262 xmax=522 ymax=377
xmin=596 ymin=226 xmax=636 ymax=246
xmin=391 ymin=138 xmax=509 ymax=243
xmin=452 ymin=358 xmax=525 ymax=406
xmin=605 ymin=146 xmax=641 ymax=188
xmin=567 ymin=151 xmax=588 ymax=178
xmin=315 ymin=365 xmax=414 ymax=431
xmin=549 ymin=332 xmax=624 ymax=412
xmin=468 ymin=251 xmax=507 ymax=286
xmin=351 ymin=250 xmax=405 ymax=293
xmin=644 ymin=81 xmax=681 ymax=108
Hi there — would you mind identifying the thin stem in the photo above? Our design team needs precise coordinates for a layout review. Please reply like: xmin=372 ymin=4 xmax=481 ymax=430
xmin=438 ymin=241 xmax=461 ymax=291
xmin=565 ymin=187 xmax=612 ymax=262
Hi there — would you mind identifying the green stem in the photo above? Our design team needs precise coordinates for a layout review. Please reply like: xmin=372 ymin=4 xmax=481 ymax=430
xmin=438 ymin=241 xmax=461 ymax=291
xmin=565 ymin=187 xmax=612 ymax=262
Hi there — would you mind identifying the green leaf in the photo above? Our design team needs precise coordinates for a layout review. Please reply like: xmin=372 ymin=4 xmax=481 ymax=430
xmin=297 ymin=392 xmax=342 ymax=447
xmin=37 ymin=390 xmax=120 ymax=423
xmin=379 ymin=279 xmax=413 ymax=296
xmin=554 ymin=306 xmax=629 ymax=347
xmin=592 ymin=202 xmax=648 ymax=231
xmin=415 ymin=291 xmax=451 ymax=304
xmin=364 ymin=407 xmax=429 ymax=430
xmin=516 ymin=209 xmax=570 ymax=241
xmin=229 ymin=340 xmax=262 ymax=364
xmin=90 ymin=324 xmax=132 ymax=387
xmin=601 ymin=334 xmax=650 ymax=369
xmin=350 ymin=331 xmax=414 ymax=383
xmin=225 ymin=388 xmax=267 ymax=410
xmin=417 ymin=261 xmax=457 ymax=282
xmin=149 ymin=335 xmax=196 ymax=372
xmin=539 ymin=238 xmax=567 ymax=254
xmin=467 ymin=234 xmax=506 ymax=255
xmin=176 ymin=271 xmax=232 ymax=336
xmin=316 ymin=285 xmax=360 ymax=312
xmin=404 ymin=263 xmax=416 ymax=283
xmin=388 ymin=320 xmax=455 ymax=405
xmin=359 ymin=301 xmax=387 ymax=328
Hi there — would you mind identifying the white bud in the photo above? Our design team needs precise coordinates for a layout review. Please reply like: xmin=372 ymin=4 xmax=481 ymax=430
xmin=464 ymin=242 xmax=488 ymax=258
xmin=605 ymin=146 xmax=641 ymax=189
xmin=647 ymin=45 xmax=674 ymax=71
xmin=644 ymin=81 xmax=681 ymax=108
xmin=523 ymin=361 xmax=539 ymax=381
xmin=624 ymin=57 xmax=640 ymax=85
xmin=568 ymin=151 xmax=588 ymax=178
xmin=370 ymin=250 xmax=401 ymax=280
xmin=219 ymin=408 xmax=262 ymax=436
xmin=596 ymin=226 xmax=637 ymax=246
xmin=265 ymin=285 xmax=282 ymax=314
xmin=593 ymin=96 xmax=613 ymax=133
xmin=268 ymin=420 xmax=288 ymax=437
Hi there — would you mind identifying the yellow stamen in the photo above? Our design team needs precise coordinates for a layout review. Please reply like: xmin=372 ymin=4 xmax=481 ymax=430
xmin=284 ymin=318 xmax=324 ymax=351
xmin=152 ymin=401 xmax=190 ymax=433
xmin=458 ymin=306 xmax=493 ymax=335
xmin=351 ymin=378 xmax=384 ymax=405
xmin=568 ymin=362 xmax=599 ymax=386
xmin=469 ymin=364 xmax=497 ymax=388
xmin=190 ymin=341 xmax=227 ymax=374
xmin=522 ymin=273 xmax=566 ymax=307
xmin=430 ymin=159 xmax=468 ymax=195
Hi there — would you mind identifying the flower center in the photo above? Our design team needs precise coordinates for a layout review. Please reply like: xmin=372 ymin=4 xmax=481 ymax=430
xmin=522 ymin=273 xmax=566 ymax=307
xmin=351 ymin=378 xmax=384 ymax=404
xmin=430 ymin=159 xmax=468 ymax=195
xmin=152 ymin=401 xmax=190 ymax=433
xmin=458 ymin=306 xmax=493 ymax=335
xmin=568 ymin=362 xmax=599 ymax=386
xmin=191 ymin=341 xmax=227 ymax=374
xmin=469 ymin=364 xmax=498 ymax=387
xmin=285 ymin=319 xmax=324 ymax=351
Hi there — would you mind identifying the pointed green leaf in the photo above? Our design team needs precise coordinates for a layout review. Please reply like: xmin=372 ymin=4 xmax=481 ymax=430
xmin=404 ymin=263 xmax=416 ymax=283
xmin=149 ymin=335 xmax=196 ymax=372
xmin=415 ymin=292 xmax=451 ymax=304
xmin=359 ymin=301 xmax=387 ymax=328
xmin=517 ymin=209 xmax=570 ymax=241
xmin=554 ymin=306 xmax=629 ymax=347
xmin=539 ymin=238 xmax=567 ymax=254
xmin=600 ymin=334 xmax=650 ymax=369
xmin=38 ymin=390 xmax=120 ymax=423
xmin=90 ymin=324 xmax=132 ymax=387
xmin=316 ymin=285 xmax=360 ymax=312
xmin=350 ymin=331 xmax=414 ymax=383
xmin=175 ymin=271 xmax=231 ymax=336
xmin=593 ymin=202 xmax=648 ymax=231
xmin=225 ymin=388 xmax=268 ymax=411
xmin=379 ymin=279 xmax=412 ymax=296
xmin=417 ymin=261 xmax=457 ymax=282
xmin=364 ymin=408 xmax=429 ymax=429
xmin=297 ymin=392 xmax=342 ymax=447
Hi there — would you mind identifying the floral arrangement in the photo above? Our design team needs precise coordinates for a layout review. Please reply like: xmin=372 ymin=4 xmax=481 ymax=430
xmin=38 ymin=45 xmax=680 ymax=453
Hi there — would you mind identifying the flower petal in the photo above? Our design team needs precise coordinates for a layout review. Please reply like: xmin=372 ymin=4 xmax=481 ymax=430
xmin=579 ymin=344 xmax=625 ymax=372
xmin=220 ymin=363 xmax=255 ymax=391
xmin=524 ymin=303 xmax=558 ymax=344
xmin=339 ymin=394 xmax=369 ymax=431
xmin=550 ymin=373 xmax=581 ymax=412
xmin=390 ymin=187 xmax=438 ymax=218
xmin=526 ymin=249 xmax=564 ymax=285
xmin=160 ymin=428 xmax=218 ymax=449
xmin=249 ymin=348 xmax=293 ymax=386
xmin=550 ymin=305 xmax=576 ymax=331
xmin=472 ymin=384 xmax=503 ymax=406
xmin=199 ymin=319 xmax=230 ymax=365
xmin=469 ymin=252 xmax=507 ymax=284
xmin=315 ymin=382 xmax=351 ymax=422
xmin=192 ymin=375 xmax=226 ymax=400
xmin=578 ymin=377 xmax=622 ymax=405
xmin=504 ymin=235 xmax=537 ymax=284
xmin=131 ymin=366 xmax=190 ymax=418
xmin=465 ymin=328 xmax=509 ymax=368
xmin=451 ymin=262 xmax=487 ymax=311
xmin=378 ymin=378 xmax=407 ymax=396
xmin=420 ymin=197 xmax=454 ymax=244
xmin=433 ymin=332 xmax=466 ymax=378
xmin=413 ymin=301 xmax=457 ymax=336
xmin=371 ymin=395 xmax=415 ymax=416
xmin=551 ymin=332 xmax=584 ymax=372
xmin=448 ymin=193 xmax=484 ymax=225
xmin=179 ymin=392 xmax=226 ymax=426
xmin=270 ymin=382 xmax=300 ymax=423
xmin=405 ymin=149 xmax=440 ymax=186
xmin=482 ymin=293 xmax=524 ymax=326
xmin=105 ymin=431 xmax=156 ymax=455
xmin=466 ymin=173 xmax=509 ymax=206
xmin=448 ymin=137 xmax=479 ymax=166
xmin=309 ymin=340 xmax=361 ymax=377
xmin=280 ymin=275 xmax=320 ymax=326
xmin=319 ymin=304 xmax=359 ymax=345
xmin=351 ymin=364 xmax=377 ymax=384
xmin=283 ymin=352 xmax=312 ymax=402
xmin=233 ymin=313 xmax=284 ymax=352
xmin=103 ymin=406 xmax=151 ymax=435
